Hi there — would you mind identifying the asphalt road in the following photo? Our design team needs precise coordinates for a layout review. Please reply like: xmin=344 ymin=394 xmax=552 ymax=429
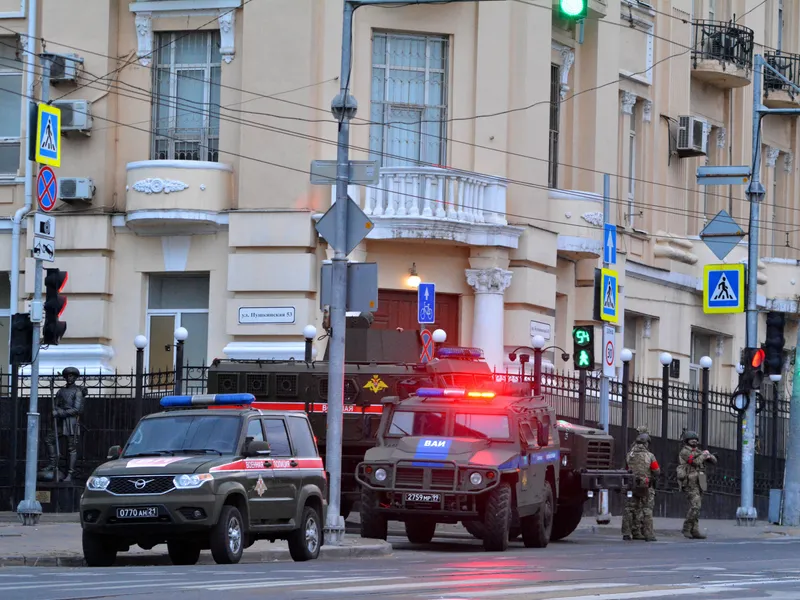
xmin=2 ymin=530 xmax=800 ymax=600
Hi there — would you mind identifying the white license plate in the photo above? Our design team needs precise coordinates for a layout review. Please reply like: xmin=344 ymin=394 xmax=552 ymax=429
xmin=116 ymin=507 xmax=158 ymax=519
xmin=405 ymin=493 xmax=441 ymax=503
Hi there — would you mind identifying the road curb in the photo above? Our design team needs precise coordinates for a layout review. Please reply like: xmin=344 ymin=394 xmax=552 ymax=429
xmin=0 ymin=542 xmax=392 ymax=568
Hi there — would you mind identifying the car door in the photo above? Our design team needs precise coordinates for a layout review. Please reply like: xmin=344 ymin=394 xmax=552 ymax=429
xmin=243 ymin=418 xmax=275 ymax=525
xmin=262 ymin=417 xmax=298 ymax=520
xmin=286 ymin=415 xmax=326 ymax=502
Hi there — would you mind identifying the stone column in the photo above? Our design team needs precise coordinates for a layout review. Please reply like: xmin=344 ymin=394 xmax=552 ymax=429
xmin=466 ymin=267 xmax=513 ymax=371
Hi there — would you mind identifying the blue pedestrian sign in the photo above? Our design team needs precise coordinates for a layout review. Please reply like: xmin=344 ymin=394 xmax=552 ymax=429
xmin=35 ymin=103 xmax=61 ymax=168
xmin=418 ymin=283 xmax=435 ymax=324
xmin=603 ymin=223 xmax=617 ymax=265
xmin=703 ymin=264 xmax=745 ymax=314
xmin=600 ymin=268 xmax=618 ymax=323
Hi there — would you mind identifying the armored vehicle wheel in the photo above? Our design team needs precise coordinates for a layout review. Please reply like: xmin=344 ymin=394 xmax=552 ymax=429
xmin=167 ymin=541 xmax=201 ymax=565
xmin=288 ymin=505 xmax=322 ymax=561
xmin=521 ymin=482 xmax=554 ymax=548
xmin=210 ymin=505 xmax=245 ymax=564
xmin=404 ymin=519 xmax=437 ymax=544
xmin=341 ymin=498 xmax=354 ymax=520
xmin=482 ymin=482 xmax=512 ymax=552
xmin=82 ymin=531 xmax=117 ymax=567
xmin=550 ymin=502 xmax=583 ymax=541
xmin=464 ymin=520 xmax=520 ymax=541
xmin=359 ymin=488 xmax=387 ymax=540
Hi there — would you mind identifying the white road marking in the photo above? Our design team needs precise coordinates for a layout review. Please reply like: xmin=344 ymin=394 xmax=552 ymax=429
xmin=672 ymin=566 xmax=726 ymax=571
xmin=556 ymin=569 xmax=593 ymax=572
xmin=0 ymin=576 xmax=301 ymax=592
xmin=312 ymin=577 xmax=521 ymax=593
xmin=427 ymin=582 xmax=634 ymax=598
xmin=190 ymin=576 xmax=406 ymax=592
xmin=545 ymin=588 xmax=722 ymax=599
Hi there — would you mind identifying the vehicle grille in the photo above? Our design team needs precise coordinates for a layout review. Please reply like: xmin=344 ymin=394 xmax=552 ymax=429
xmin=393 ymin=466 xmax=457 ymax=490
xmin=586 ymin=440 xmax=613 ymax=469
xmin=395 ymin=467 xmax=423 ymax=488
xmin=430 ymin=468 xmax=457 ymax=490
xmin=107 ymin=476 xmax=175 ymax=495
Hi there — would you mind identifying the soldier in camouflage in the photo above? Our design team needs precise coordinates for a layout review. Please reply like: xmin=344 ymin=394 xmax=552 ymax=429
xmin=621 ymin=426 xmax=649 ymax=539
xmin=621 ymin=432 xmax=660 ymax=542
xmin=677 ymin=430 xmax=717 ymax=539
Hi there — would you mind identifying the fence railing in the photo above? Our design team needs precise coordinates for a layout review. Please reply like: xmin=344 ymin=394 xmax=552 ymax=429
xmin=764 ymin=51 xmax=800 ymax=97
xmin=692 ymin=19 xmax=755 ymax=71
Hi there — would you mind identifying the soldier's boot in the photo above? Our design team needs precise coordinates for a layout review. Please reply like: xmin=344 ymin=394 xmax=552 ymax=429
xmin=622 ymin=535 xmax=632 ymax=540
xmin=645 ymin=536 xmax=657 ymax=542
xmin=62 ymin=450 xmax=78 ymax=483
xmin=691 ymin=526 xmax=706 ymax=540
xmin=682 ymin=521 xmax=693 ymax=539
xmin=37 ymin=439 xmax=58 ymax=480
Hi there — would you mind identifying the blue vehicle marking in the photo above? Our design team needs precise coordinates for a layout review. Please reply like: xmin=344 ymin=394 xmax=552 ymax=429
xmin=412 ymin=439 xmax=452 ymax=467
xmin=499 ymin=449 xmax=560 ymax=470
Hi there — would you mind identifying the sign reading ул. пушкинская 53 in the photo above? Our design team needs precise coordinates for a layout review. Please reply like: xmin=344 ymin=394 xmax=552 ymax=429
xmin=238 ymin=307 xmax=296 ymax=324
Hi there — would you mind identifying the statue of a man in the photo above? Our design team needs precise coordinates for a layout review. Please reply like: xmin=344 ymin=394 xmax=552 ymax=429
xmin=39 ymin=367 xmax=85 ymax=482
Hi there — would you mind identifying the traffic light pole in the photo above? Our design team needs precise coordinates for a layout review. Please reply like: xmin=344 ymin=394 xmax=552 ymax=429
xmin=597 ymin=173 xmax=611 ymax=524
xmin=16 ymin=56 xmax=51 ymax=525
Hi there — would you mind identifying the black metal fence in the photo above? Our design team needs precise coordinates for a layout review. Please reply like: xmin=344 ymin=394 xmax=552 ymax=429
xmin=692 ymin=20 xmax=755 ymax=71
xmin=764 ymin=51 xmax=800 ymax=97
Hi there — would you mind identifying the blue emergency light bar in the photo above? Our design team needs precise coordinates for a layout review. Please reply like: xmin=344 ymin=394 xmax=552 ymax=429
xmin=159 ymin=393 xmax=255 ymax=408
xmin=415 ymin=388 xmax=496 ymax=399
xmin=435 ymin=347 xmax=484 ymax=360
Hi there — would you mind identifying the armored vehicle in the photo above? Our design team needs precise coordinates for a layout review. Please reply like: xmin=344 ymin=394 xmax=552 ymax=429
xmin=207 ymin=333 xmax=497 ymax=517
xmin=80 ymin=393 xmax=326 ymax=567
xmin=355 ymin=385 xmax=633 ymax=552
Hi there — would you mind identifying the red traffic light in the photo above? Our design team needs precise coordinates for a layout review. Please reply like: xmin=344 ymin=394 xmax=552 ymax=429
xmin=751 ymin=348 xmax=765 ymax=368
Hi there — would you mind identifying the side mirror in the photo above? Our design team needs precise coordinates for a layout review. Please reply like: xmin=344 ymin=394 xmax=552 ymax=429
xmin=244 ymin=440 xmax=271 ymax=458
xmin=537 ymin=422 xmax=549 ymax=447
xmin=107 ymin=445 xmax=122 ymax=460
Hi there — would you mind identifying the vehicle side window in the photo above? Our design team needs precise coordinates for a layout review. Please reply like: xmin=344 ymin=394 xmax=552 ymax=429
xmin=540 ymin=415 xmax=553 ymax=446
xmin=520 ymin=421 xmax=538 ymax=448
xmin=262 ymin=418 xmax=292 ymax=457
xmin=246 ymin=419 xmax=264 ymax=442
xmin=287 ymin=416 xmax=317 ymax=457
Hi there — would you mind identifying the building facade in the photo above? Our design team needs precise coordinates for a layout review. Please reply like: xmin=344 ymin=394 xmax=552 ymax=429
xmin=0 ymin=0 xmax=799 ymax=390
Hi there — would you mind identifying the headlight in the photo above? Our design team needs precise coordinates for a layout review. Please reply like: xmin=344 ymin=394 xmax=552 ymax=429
xmin=374 ymin=468 xmax=387 ymax=482
xmin=87 ymin=476 xmax=110 ymax=491
xmin=173 ymin=474 xmax=213 ymax=489
xmin=561 ymin=455 xmax=568 ymax=467
xmin=469 ymin=472 xmax=483 ymax=486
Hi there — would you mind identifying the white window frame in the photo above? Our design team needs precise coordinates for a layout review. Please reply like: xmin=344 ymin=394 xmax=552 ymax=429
xmin=0 ymin=1 xmax=25 ymax=20
xmin=151 ymin=31 xmax=221 ymax=162
xmin=627 ymin=108 xmax=637 ymax=228
xmin=0 ymin=35 xmax=23 ymax=178
xmin=369 ymin=31 xmax=449 ymax=168
xmin=620 ymin=3 xmax=655 ymax=86
xmin=689 ymin=330 xmax=713 ymax=391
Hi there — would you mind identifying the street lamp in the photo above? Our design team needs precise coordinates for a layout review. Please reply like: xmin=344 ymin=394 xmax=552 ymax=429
xmin=304 ymin=325 xmax=317 ymax=362
xmin=432 ymin=329 xmax=447 ymax=344
xmin=174 ymin=327 xmax=188 ymax=395
xmin=620 ymin=348 xmax=633 ymax=455
xmin=659 ymin=352 xmax=672 ymax=442
xmin=134 ymin=335 xmax=147 ymax=418
xmin=699 ymin=356 xmax=712 ymax=446
xmin=769 ymin=373 xmax=782 ymax=383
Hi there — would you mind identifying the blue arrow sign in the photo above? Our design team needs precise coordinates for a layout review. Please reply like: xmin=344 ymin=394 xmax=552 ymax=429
xmin=418 ymin=283 xmax=435 ymax=324
xmin=603 ymin=223 xmax=617 ymax=265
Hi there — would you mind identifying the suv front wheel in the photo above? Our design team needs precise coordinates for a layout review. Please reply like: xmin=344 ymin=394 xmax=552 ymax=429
xmin=288 ymin=505 xmax=322 ymax=561
xmin=482 ymin=482 xmax=512 ymax=552
xmin=359 ymin=488 xmax=388 ymax=540
xmin=210 ymin=505 xmax=245 ymax=564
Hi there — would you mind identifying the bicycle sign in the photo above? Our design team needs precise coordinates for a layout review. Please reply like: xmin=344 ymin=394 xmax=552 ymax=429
xmin=418 ymin=282 xmax=435 ymax=324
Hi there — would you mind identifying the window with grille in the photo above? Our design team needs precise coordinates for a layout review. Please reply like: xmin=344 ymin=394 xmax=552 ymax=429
xmin=0 ymin=37 xmax=22 ymax=176
xmin=152 ymin=31 xmax=221 ymax=162
xmin=548 ymin=63 xmax=560 ymax=188
xmin=369 ymin=32 xmax=448 ymax=168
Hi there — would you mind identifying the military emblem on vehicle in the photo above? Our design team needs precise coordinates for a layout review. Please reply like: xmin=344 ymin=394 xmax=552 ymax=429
xmin=254 ymin=475 xmax=267 ymax=497
xmin=363 ymin=375 xmax=389 ymax=393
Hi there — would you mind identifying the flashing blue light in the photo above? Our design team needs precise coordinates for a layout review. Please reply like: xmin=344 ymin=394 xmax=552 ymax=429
xmin=415 ymin=387 xmax=496 ymax=400
xmin=435 ymin=347 xmax=484 ymax=360
xmin=159 ymin=393 xmax=255 ymax=408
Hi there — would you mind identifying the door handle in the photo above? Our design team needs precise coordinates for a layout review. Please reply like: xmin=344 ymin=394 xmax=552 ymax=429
xmin=290 ymin=460 xmax=298 ymax=467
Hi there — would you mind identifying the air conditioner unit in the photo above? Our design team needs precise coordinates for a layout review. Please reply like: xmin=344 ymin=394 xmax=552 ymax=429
xmin=42 ymin=53 xmax=81 ymax=84
xmin=58 ymin=178 xmax=94 ymax=203
xmin=676 ymin=115 xmax=708 ymax=158
xmin=51 ymin=100 xmax=92 ymax=135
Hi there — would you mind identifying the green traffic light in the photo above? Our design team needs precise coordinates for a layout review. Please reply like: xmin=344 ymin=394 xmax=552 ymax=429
xmin=560 ymin=0 xmax=586 ymax=17
xmin=577 ymin=349 xmax=592 ymax=368
xmin=573 ymin=328 xmax=591 ymax=346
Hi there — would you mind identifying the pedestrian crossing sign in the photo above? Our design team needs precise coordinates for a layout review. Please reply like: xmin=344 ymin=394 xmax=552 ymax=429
xmin=600 ymin=268 xmax=619 ymax=324
xmin=703 ymin=264 xmax=745 ymax=314
xmin=35 ymin=103 xmax=61 ymax=167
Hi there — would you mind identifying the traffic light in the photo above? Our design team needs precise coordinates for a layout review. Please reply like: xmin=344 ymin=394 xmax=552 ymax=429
xmin=558 ymin=0 xmax=588 ymax=20
xmin=764 ymin=312 xmax=785 ymax=376
xmin=43 ymin=268 xmax=67 ymax=345
xmin=741 ymin=347 xmax=765 ymax=392
xmin=572 ymin=325 xmax=594 ymax=370
xmin=10 ymin=313 xmax=33 ymax=364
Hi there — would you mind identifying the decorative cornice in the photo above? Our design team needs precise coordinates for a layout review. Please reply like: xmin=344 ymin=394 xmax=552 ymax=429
xmin=785 ymin=152 xmax=794 ymax=172
xmin=466 ymin=267 xmax=513 ymax=294
xmin=581 ymin=211 xmax=604 ymax=227
xmin=130 ymin=178 xmax=189 ymax=194
xmin=716 ymin=127 xmax=726 ymax=149
xmin=551 ymin=41 xmax=575 ymax=100
xmin=134 ymin=13 xmax=153 ymax=67
xmin=621 ymin=91 xmax=637 ymax=115
xmin=766 ymin=146 xmax=781 ymax=168
xmin=642 ymin=100 xmax=652 ymax=122
xmin=218 ymin=9 xmax=235 ymax=64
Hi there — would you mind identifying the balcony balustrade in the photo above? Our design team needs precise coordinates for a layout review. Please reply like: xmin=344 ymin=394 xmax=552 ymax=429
xmin=764 ymin=52 xmax=800 ymax=108
xmin=691 ymin=20 xmax=754 ymax=89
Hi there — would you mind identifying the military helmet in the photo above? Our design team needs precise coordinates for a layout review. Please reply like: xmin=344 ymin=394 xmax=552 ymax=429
xmin=636 ymin=432 xmax=650 ymax=445
xmin=62 ymin=367 xmax=80 ymax=378
xmin=682 ymin=430 xmax=699 ymax=442
xmin=636 ymin=425 xmax=649 ymax=435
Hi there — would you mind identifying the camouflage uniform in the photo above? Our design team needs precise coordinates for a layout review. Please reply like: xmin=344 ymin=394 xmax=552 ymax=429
xmin=621 ymin=432 xmax=660 ymax=542
xmin=677 ymin=430 xmax=717 ymax=539
xmin=621 ymin=426 xmax=649 ymax=539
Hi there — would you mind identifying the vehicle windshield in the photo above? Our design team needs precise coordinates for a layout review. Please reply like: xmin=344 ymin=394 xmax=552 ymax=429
xmin=454 ymin=413 xmax=511 ymax=440
xmin=388 ymin=410 xmax=446 ymax=437
xmin=123 ymin=415 xmax=242 ymax=457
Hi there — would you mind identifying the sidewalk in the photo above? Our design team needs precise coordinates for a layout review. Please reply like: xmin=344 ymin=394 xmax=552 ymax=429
xmin=0 ymin=519 xmax=391 ymax=567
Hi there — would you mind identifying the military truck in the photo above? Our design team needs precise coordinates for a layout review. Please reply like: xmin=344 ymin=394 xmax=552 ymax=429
xmin=206 ymin=319 xmax=495 ymax=518
xmin=354 ymin=384 xmax=633 ymax=551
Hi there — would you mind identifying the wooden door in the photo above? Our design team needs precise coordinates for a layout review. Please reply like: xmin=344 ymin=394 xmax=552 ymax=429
xmin=372 ymin=290 xmax=460 ymax=346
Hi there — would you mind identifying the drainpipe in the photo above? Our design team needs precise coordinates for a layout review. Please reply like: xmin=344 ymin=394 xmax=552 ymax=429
xmin=9 ymin=0 xmax=38 ymax=361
